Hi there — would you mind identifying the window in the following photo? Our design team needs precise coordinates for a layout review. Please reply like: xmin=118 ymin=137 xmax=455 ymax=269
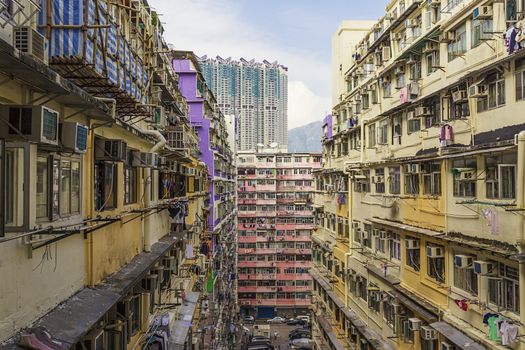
xmin=377 ymin=120 xmax=388 ymax=145
xmin=383 ymin=80 xmax=392 ymax=97
xmin=472 ymin=19 xmax=493 ymax=48
xmin=454 ymin=255 xmax=478 ymax=295
xmin=404 ymin=170 xmax=419 ymax=196
xmin=368 ymin=123 xmax=376 ymax=147
xmin=383 ymin=295 xmax=395 ymax=329
xmin=422 ymin=162 xmax=441 ymax=196
xmin=0 ymin=0 xmax=13 ymax=18
xmin=363 ymin=224 xmax=372 ymax=249
xmin=407 ymin=110 xmax=420 ymax=134
xmin=358 ymin=276 xmax=368 ymax=301
xmin=375 ymin=168 xmax=385 ymax=194
xmin=427 ymin=243 xmax=445 ymax=283
xmin=391 ymin=115 xmax=402 ymax=145
xmin=95 ymin=162 xmax=117 ymax=211
xmin=515 ymin=58 xmax=525 ymax=101
xmin=452 ymin=158 xmax=477 ymax=197
xmin=36 ymin=155 xmax=49 ymax=219
xmin=124 ymin=165 xmax=138 ymax=204
xmin=507 ymin=0 xmax=517 ymax=22
xmin=426 ymin=51 xmax=440 ymax=76
xmin=489 ymin=263 xmax=519 ymax=314
xmin=406 ymin=237 xmax=420 ymax=271
xmin=478 ymin=72 xmax=506 ymax=112
xmin=409 ymin=60 xmax=421 ymax=81
xmin=486 ymin=154 xmax=516 ymax=199
xmin=448 ymin=23 xmax=467 ymax=61
xmin=60 ymin=159 xmax=81 ymax=215
xmin=389 ymin=166 xmax=401 ymax=195
xmin=354 ymin=170 xmax=370 ymax=193
xmin=368 ymin=287 xmax=381 ymax=312
xmin=130 ymin=295 xmax=142 ymax=335
xmin=390 ymin=233 xmax=401 ymax=260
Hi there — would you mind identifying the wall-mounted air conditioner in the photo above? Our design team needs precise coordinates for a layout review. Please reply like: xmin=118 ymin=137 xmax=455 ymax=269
xmin=473 ymin=260 xmax=496 ymax=275
xmin=408 ymin=318 xmax=422 ymax=331
xmin=95 ymin=138 xmax=127 ymax=162
xmin=454 ymin=254 xmax=473 ymax=269
xmin=61 ymin=122 xmax=89 ymax=153
xmin=420 ymin=326 xmax=438 ymax=340
xmin=0 ymin=105 xmax=59 ymax=145
xmin=427 ymin=246 xmax=444 ymax=258
xmin=405 ymin=239 xmax=420 ymax=250
xmin=14 ymin=27 xmax=48 ymax=64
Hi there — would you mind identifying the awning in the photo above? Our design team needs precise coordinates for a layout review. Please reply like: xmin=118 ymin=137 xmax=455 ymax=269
xmin=0 ymin=235 xmax=178 ymax=350
xmin=169 ymin=292 xmax=200 ymax=350
xmin=366 ymin=217 xmax=444 ymax=238
xmin=366 ymin=263 xmax=401 ymax=286
xmin=430 ymin=322 xmax=487 ymax=350
xmin=316 ymin=315 xmax=346 ymax=350
xmin=390 ymin=287 xmax=438 ymax=323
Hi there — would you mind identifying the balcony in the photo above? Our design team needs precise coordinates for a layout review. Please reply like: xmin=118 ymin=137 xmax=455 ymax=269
xmin=276 ymin=174 xmax=296 ymax=180
xmin=256 ymin=185 xmax=276 ymax=191
xmin=238 ymin=273 xmax=277 ymax=280
xmin=256 ymin=199 xmax=277 ymax=205
xmin=276 ymin=197 xmax=295 ymax=204
xmin=238 ymin=185 xmax=256 ymax=192
xmin=238 ymin=236 xmax=258 ymax=243
xmin=238 ymin=211 xmax=257 ymax=218
xmin=276 ymin=273 xmax=311 ymax=280
xmin=276 ymin=186 xmax=295 ymax=192
xmin=237 ymin=285 xmax=311 ymax=293
xmin=238 ymin=198 xmax=256 ymax=205
xmin=164 ymin=125 xmax=200 ymax=160
xmin=256 ymin=211 xmax=276 ymax=217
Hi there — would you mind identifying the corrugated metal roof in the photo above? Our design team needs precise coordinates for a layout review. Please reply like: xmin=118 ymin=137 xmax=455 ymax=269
xmin=430 ymin=322 xmax=487 ymax=350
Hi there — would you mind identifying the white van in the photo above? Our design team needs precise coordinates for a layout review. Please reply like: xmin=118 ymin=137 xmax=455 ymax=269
xmin=296 ymin=315 xmax=310 ymax=322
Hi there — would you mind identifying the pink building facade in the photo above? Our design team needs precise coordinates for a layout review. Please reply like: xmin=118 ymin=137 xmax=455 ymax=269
xmin=236 ymin=152 xmax=321 ymax=318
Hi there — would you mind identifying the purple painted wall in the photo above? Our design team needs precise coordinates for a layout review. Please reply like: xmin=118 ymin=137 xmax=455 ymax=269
xmin=173 ymin=59 xmax=216 ymax=231
xmin=323 ymin=114 xmax=333 ymax=140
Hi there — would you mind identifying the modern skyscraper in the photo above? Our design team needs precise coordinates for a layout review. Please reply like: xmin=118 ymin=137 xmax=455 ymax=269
xmin=200 ymin=56 xmax=289 ymax=151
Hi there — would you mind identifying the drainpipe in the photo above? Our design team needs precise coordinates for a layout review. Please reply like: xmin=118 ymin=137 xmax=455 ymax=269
xmin=517 ymin=130 xmax=525 ymax=349
xmin=88 ymin=119 xmax=96 ymax=287
xmin=141 ymin=129 xmax=167 ymax=153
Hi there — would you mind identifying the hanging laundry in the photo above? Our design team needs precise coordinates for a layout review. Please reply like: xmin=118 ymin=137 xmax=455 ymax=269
xmin=439 ymin=124 xmax=454 ymax=147
xmin=487 ymin=316 xmax=502 ymax=341
xmin=399 ymin=86 xmax=409 ymax=104
xmin=454 ymin=299 xmax=469 ymax=311
xmin=482 ymin=313 xmax=498 ymax=324
xmin=408 ymin=82 xmax=420 ymax=97
xmin=500 ymin=321 xmax=520 ymax=345
xmin=507 ymin=24 xmax=521 ymax=54
xmin=185 ymin=243 xmax=194 ymax=259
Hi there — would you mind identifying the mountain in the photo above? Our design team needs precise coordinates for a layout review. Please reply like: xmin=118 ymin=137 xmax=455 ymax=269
xmin=287 ymin=120 xmax=323 ymax=153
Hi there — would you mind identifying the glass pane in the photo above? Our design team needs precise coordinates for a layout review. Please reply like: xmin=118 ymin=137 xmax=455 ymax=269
xmin=60 ymin=160 xmax=71 ymax=214
xmin=71 ymin=162 xmax=80 ymax=213
xmin=36 ymin=156 xmax=48 ymax=218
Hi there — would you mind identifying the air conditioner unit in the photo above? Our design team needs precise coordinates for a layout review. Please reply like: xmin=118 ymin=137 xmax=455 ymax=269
xmin=411 ymin=164 xmax=421 ymax=173
xmin=473 ymin=5 xmax=493 ymax=20
xmin=409 ymin=318 xmax=422 ymax=331
xmin=454 ymin=254 xmax=473 ymax=268
xmin=392 ymin=32 xmax=403 ymax=41
xmin=80 ymin=328 xmax=104 ymax=350
xmin=407 ymin=19 xmax=418 ymax=28
xmin=60 ymin=122 xmax=88 ymax=153
xmin=139 ymin=152 xmax=158 ymax=168
xmin=405 ymin=239 xmax=420 ymax=250
xmin=423 ymin=41 xmax=439 ymax=53
xmin=459 ymin=170 xmax=475 ymax=181
xmin=427 ymin=246 xmax=444 ymax=258
xmin=452 ymin=90 xmax=468 ymax=103
xmin=0 ymin=105 xmax=59 ymax=145
xmin=468 ymin=84 xmax=488 ymax=98
xmin=394 ymin=65 xmax=405 ymax=75
xmin=441 ymin=342 xmax=454 ymax=350
xmin=415 ymin=106 xmax=432 ymax=117
xmin=14 ymin=27 xmax=49 ymax=64
xmin=421 ymin=326 xmax=438 ymax=340
xmin=158 ymin=156 xmax=167 ymax=168
xmin=441 ymin=31 xmax=456 ymax=43
xmin=372 ymin=175 xmax=384 ymax=184
xmin=95 ymin=139 xmax=127 ymax=162
xmin=473 ymin=260 xmax=497 ymax=275
xmin=406 ymin=54 xmax=417 ymax=65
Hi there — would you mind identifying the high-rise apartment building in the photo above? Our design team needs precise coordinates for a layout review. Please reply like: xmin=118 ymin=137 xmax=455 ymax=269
xmin=312 ymin=1 xmax=525 ymax=350
xmin=200 ymin=56 xmax=289 ymax=151
xmin=236 ymin=151 xmax=321 ymax=318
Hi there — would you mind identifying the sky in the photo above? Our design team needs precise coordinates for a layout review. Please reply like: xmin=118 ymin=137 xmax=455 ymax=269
xmin=148 ymin=0 xmax=385 ymax=129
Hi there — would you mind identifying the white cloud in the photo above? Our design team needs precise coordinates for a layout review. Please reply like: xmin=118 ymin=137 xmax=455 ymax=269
xmin=288 ymin=81 xmax=330 ymax=129
xmin=149 ymin=0 xmax=331 ymax=129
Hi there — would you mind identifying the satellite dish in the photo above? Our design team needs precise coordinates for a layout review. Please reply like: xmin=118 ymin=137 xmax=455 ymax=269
xmin=270 ymin=142 xmax=278 ymax=148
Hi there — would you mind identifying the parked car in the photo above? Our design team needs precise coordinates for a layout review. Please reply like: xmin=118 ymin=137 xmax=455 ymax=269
xmin=289 ymin=338 xmax=312 ymax=348
xmin=251 ymin=336 xmax=270 ymax=343
xmin=248 ymin=341 xmax=275 ymax=350
xmin=286 ymin=318 xmax=301 ymax=325
xmin=267 ymin=316 xmax=286 ymax=323
xmin=289 ymin=332 xmax=311 ymax=340
xmin=243 ymin=315 xmax=255 ymax=324
xmin=289 ymin=328 xmax=311 ymax=337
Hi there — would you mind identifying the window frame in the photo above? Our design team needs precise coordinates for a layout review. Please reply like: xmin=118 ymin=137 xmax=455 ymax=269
xmin=4 ymin=142 xmax=30 ymax=232
xmin=124 ymin=164 xmax=138 ymax=205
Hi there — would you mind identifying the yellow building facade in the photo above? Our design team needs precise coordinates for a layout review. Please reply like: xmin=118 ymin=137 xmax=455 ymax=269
xmin=313 ymin=0 xmax=525 ymax=349
xmin=0 ymin=1 xmax=221 ymax=350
